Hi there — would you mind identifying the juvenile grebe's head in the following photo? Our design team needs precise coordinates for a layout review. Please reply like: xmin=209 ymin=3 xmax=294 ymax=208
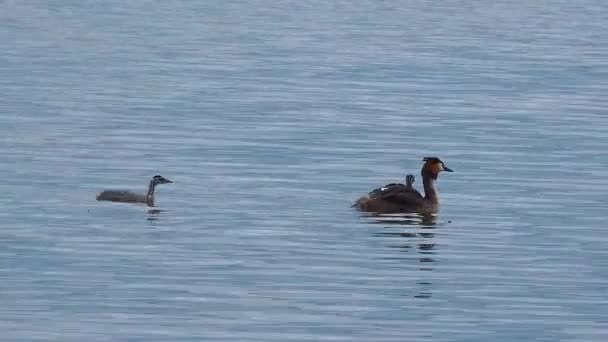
xmin=405 ymin=174 xmax=416 ymax=186
xmin=421 ymin=157 xmax=453 ymax=179
xmin=152 ymin=175 xmax=173 ymax=185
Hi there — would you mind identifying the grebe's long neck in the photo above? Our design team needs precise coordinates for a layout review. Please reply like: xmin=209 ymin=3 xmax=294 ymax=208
xmin=146 ymin=179 xmax=156 ymax=206
xmin=422 ymin=173 xmax=439 ymax=204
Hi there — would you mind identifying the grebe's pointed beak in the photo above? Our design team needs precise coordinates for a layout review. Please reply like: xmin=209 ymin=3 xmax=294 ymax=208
xmin=157 ymin=177 xmax=173 ymax=184
xmin=443 ymin=166 xmax=454 ymax=172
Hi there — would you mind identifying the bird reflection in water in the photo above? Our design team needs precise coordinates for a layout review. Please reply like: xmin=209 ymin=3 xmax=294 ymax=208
xmin=147 ymin=208 xmax=164 ymax=221
xmin=364 ymin=213 xmax=440 ymax=299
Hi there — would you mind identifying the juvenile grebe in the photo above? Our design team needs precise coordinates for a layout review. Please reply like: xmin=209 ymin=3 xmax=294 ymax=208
xmin=354 ymin=157 xmax=453 ymax=214
xmin=368 ymin=174 xmax=421 ymax=200
xmin=96 ymin=175 xmax=173 ymax=207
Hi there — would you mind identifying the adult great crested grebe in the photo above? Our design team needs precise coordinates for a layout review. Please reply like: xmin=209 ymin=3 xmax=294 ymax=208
xmin=96 ymin=175 xmax=172 ymax=207
xmin=354 ymin=157 xmax=453 ymax=214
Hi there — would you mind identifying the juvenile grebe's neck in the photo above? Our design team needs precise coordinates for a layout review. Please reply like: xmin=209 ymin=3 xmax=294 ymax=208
xmin=146 ymin=179 xmax=156 ymax=206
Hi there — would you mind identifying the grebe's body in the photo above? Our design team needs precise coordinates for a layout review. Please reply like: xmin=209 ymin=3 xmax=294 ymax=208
xmin=96 ymin=175 xmax=172 ymax=207
xmin=354 ymin=157 xmax=453 ymax=214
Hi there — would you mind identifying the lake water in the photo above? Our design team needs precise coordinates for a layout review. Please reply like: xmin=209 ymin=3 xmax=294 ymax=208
xmin=1 ymin=1 xmax=608 ymax=341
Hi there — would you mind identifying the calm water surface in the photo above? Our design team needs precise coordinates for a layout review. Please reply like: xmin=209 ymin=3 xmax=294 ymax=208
xmin=1 ymin=1 xmax=608 ymax=341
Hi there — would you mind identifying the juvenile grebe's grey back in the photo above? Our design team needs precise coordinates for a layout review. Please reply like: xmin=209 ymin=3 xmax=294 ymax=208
xmin=96 ymin=175 xmax=173 ymax=207
xmin=354 ymin=157 xmax=453 ymax=214
xmin=367 ymin=174 xmax=421 ymax=200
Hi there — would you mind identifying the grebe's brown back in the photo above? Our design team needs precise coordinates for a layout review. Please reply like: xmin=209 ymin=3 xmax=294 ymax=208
xmin=367 ymin=174 xmax=421 ymax=200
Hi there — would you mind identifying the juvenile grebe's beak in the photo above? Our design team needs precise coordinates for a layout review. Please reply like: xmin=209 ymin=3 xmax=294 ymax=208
xmin=152 ymin=175 xmax=173 ymax=184
xmin=157 ymin=177 xmax=173 ymax=184
xmin=443 ymin=166 xmax=454 ymax=172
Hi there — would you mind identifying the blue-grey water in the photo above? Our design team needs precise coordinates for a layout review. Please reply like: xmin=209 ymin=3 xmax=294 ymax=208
xmin=2 ymin=1 xmax=608 ymax=341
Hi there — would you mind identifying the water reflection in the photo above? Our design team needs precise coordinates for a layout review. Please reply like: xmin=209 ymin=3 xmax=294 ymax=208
xmin=363 ymin=213 xmax=439 ymax=299
xmin=147 ymin=208 xmax=164 ymax=221
xmin=414 ymin=281 xmax=433 ymax=299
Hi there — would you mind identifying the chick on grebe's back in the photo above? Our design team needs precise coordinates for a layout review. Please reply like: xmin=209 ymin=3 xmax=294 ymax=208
xmin=367 ymin=174 xmax=421 ymax=200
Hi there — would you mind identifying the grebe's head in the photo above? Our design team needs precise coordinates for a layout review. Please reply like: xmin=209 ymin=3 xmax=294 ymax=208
xmin=152 ymin=175 xmax=173 ymax=185
xmin=421 ymin=157 xmax=453 ymax=179
xmin=405 ymin=174 xmax=416 ymax=186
